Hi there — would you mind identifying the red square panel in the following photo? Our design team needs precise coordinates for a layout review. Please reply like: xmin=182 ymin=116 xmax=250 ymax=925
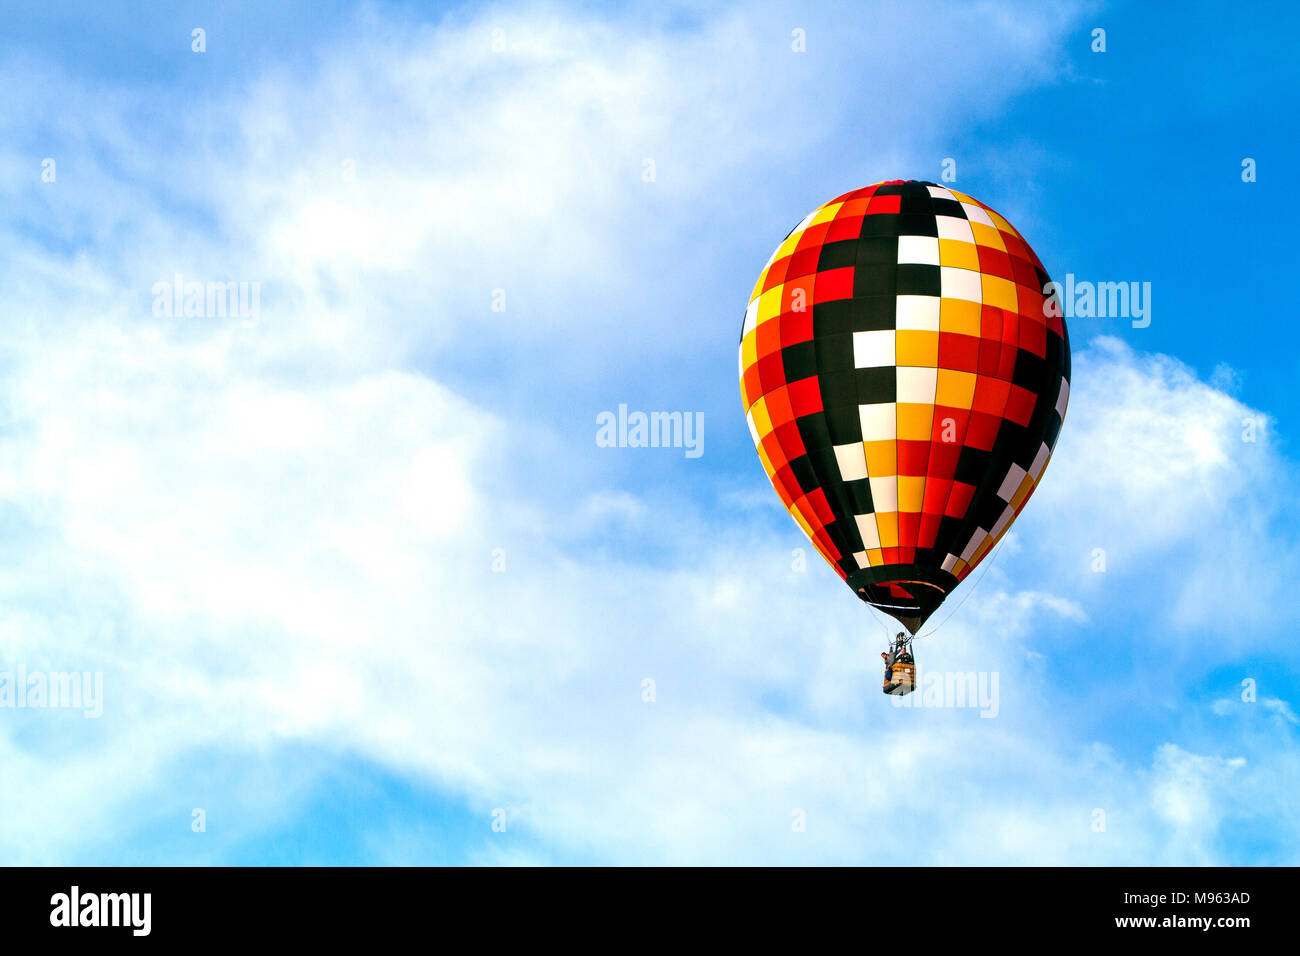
xmin=813 ymin=266 xmax=854 ymax=303
xmin=742 ymin=365 xmax=762 ymax=407
xmin=783 ymin=274 xmax=815 ymax=312
xmin=996 ymin=344 xmax=1018 ymax=381
xmin=979 ymin=305 xmax=1003 ymax=343
xmin=762 ymin=432 xmax=788 ymax=470
xmin=1018 ymin=316 xmax=1047 ymax=357
xmin=788 ymin=375 xmax=823 ymax=417
xmin=786 ymin=247 xmax=821 ymax=280
xmin=965 ymin=411 xmax=1002 ymax=450
xmin=1005 ymin=384 xmax=1038 ymax=427
xmin=806 ymin=488 xmax=835 ymax=527
xmin=897 ymin=439 xmax=931 ymax=475
xmin=1000 ymin=310 xmax=1020 ymax=346
xmin=867 ymin=194 xmax=901 ymax=215
xmin=898 ymin=512 xmax=921 ymax=547
xmin=831 ymin=185 xmax=878 ymax=204
xmin=922 ymin=477 xmax=952 ymax=513
xmin=780 ymin=307 xmax=814 ymax=346
xmin=837 ymin=198 xmax=870 ymax=218
xmin=762 ymin=255 xmax=791 ymax=293
xmin=976 ymin=246 xmax=1014 ymax=281
xmin=796 ymin=222 xmax=831 ymax=250
xmin=756 ymin=317 xmax=782 ymax=357
xmin=826 ymin=216 xmax=864 ymax=242
xmin=939 ymin=332 xmax=980 ymax=372
xmin=945 ymin=481 xmax=976 ymax=518
xmin=928 ymin=414 xmax=968 ymax=455
xmin=1011 ymin=257 xmax=1039 ymax=289
xmin=757 ymin=351 xmax=786 ymax=394
xmin=765 ymin=385 xmax=795 ymax=426
xmin=918 ymin=511 xmax=943 ymax=548
xmin=978 ymin=335 xmax=1002 ymax=377
xmin=775 ymin=464 xmax=800 ymax=502
xmin=776 ymin=420 xmax=805 ymax=460
xmin=972 ymin=376 xmax=1012 ymax=416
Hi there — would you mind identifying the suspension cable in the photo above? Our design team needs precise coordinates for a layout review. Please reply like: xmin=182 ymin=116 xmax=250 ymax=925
xmin=914 ymin=537 xmax=1009 ymax=641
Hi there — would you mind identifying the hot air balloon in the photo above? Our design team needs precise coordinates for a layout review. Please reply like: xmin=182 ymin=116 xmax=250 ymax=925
xmin=739 ymin=181 xmax=1069 ymax=690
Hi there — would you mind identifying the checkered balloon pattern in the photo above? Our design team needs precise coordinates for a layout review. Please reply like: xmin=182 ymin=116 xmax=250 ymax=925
xmin=739 ymin=181 xmax=1070 ymax=633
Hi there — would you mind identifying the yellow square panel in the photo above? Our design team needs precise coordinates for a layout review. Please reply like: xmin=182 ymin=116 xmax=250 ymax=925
xmin=757 ymin=439 xmax=774 ymax=476
xmin=776 ymin=230 xmax=804 ymax=260
xmin=898 ymin=476 xmax=926 ymax=512
xmin=866 ymin=548 xmax=884 ymax=567
xmin=970 ymin=221 xmax=1006 ymax=250
xmin=987 ymin=209 xmax=1020 ymax=237
xmin=938 ymin=238 xmax=980 ymax=271
xmin=864 ymin=439 xmax=896 ymax=474
xmin=939 ymin=297 xmax=982 ymax=337
xmin=791 ymin=506 xmax=816 ymax=541
xmin=741 ymin=330 xmax=759 ymax=374
xmin=953 ymin=558 xmax=969 ymax=576
xmin=875 ymin=512 xmax=899 ymax=548
xmin=895 ymin=330 xmax=939 ymax=367
xmin=982 ymin=274 xmax=1018 ymax=312
xmin=897 ymin=403 xmax=934 ymax=441
xmin=757 ymin=285 xmax=785 ymax=325
xmin=1009 ymin=474 xmax=1035 ymax=510
xmin=809 ymin=202 xmax=843 ymax=226
xmin=750 ymin=392 xmax=773 ymax=437
xmin=936 ymin=368 xmax=978 ymax=409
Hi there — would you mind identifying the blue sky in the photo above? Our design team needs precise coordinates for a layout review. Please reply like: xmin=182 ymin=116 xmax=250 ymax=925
xmin=0 ymin=0 xmax=1297 ymax=865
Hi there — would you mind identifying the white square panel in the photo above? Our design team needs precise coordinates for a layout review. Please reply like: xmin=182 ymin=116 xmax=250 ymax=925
xmin=895 ymin=295 xmax=940 ymax=330
xmin=896 ymin=366 xmax=938 ymax=404
xmin=960 ymin=202 xmax=995 ymax=227
xmin=833 ymin=442 xmax=869 ymax=482
xmin=997 ymin=463 xmax=1028 ymax=501
xmin=897 ymin=235 xmax=940 ymax=265
xmin=1029 ymin=442 xmax=1051 ymax=480
xmin=936 ymin=215 xmax=975 ymax=242
xmin=853 ymin=330 xmax=895 ymax=368
xmin=940 ymin=266 xmax=982 ymax=303
xmin=960 ymin=529 xmax=987 ymax=562
xmin=1055 ymin=377 xmax=1070 ymax=418
xmin=855 ymin=514 xmax=881 ymax=550
xmin=869 ymin=477 xmax=899 ymax=512
xmin=927 ymin=185 xmax=957 ymax=200
xmin=858 ymin=402 xmax=897 ymax=440
xmin=991 ymin=504 xmax=1015 ymax=539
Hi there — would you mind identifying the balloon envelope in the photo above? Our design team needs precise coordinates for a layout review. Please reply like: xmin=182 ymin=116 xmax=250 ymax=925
xmin=739 ymin=181 xmax=1070 ymax=633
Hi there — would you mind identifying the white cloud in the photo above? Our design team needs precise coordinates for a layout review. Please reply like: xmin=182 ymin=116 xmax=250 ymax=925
xmin=4 ymin=0 xmax=1298 ymax=866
